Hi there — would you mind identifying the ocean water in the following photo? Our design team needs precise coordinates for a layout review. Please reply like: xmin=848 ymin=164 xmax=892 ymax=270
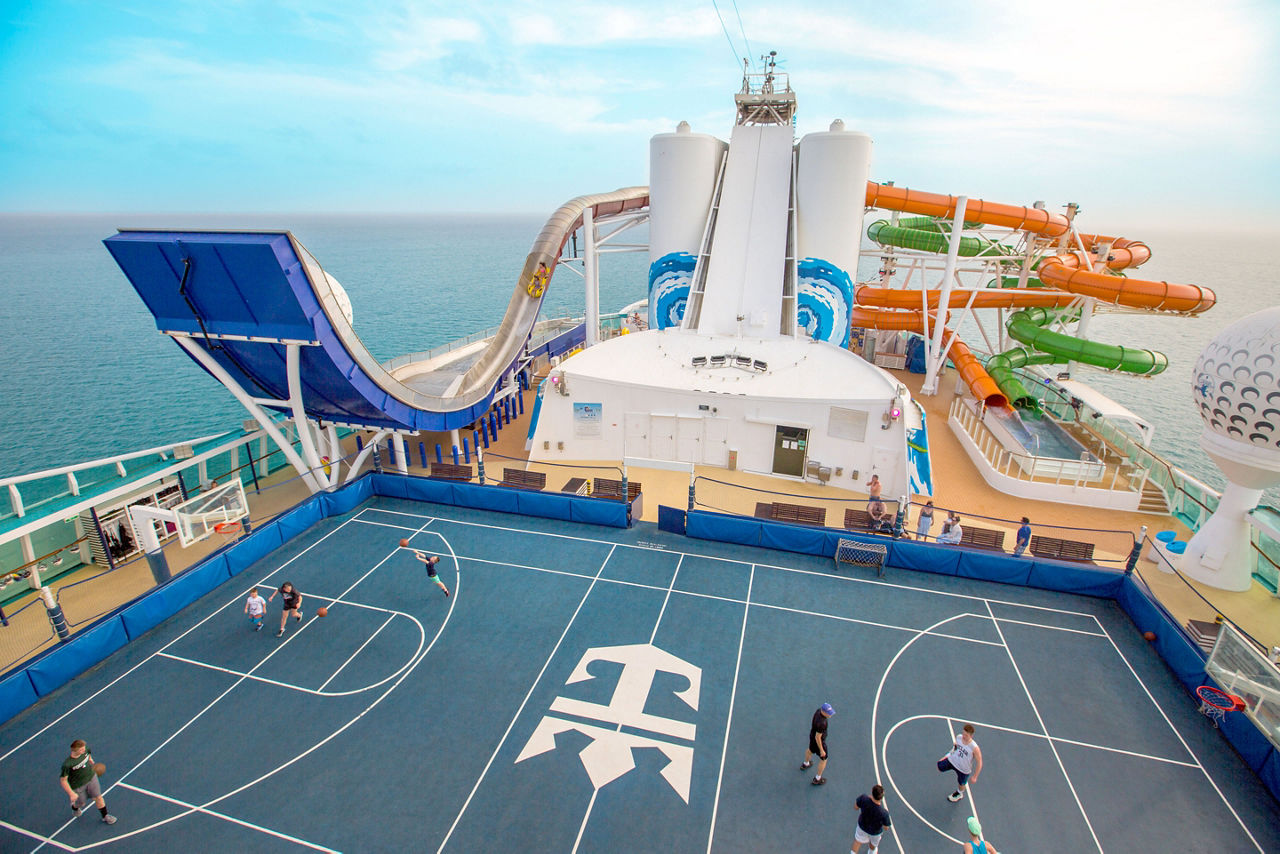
xmin=1 ymin=214 xmax=1276 ymax=505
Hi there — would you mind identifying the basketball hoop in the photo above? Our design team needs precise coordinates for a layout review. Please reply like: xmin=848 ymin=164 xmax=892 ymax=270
xmin=213 ymin=520 xmax=243 ymax=544
xmin=1195 ymin=684 xmax=1245 ymax=728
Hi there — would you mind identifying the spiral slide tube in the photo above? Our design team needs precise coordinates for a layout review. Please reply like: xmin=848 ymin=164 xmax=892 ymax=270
xmin=985 ymin=346 xmax=1062 ymax=409
xmin=850 ymin=307 xmax=1007 ymax=408
xmin=1035 ymin=254 xmax=1216 ymax=314
xmin=867 ymin=217 xmax=1011 ymax=258
xmin=1005 ymin=306 xmax=1169 ymax=375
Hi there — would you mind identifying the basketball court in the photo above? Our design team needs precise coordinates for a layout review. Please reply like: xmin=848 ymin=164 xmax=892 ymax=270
xmin=1 ymin=496 xmax=1277 ymax=852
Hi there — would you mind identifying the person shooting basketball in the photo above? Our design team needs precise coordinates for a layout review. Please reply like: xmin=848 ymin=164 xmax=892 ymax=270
xmin=413 ymin=552 xmax=451 ymax=598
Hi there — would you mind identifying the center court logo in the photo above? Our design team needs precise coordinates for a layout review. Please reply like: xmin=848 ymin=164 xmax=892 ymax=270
xmin=515 ymin=643 xmax=702 ymax=802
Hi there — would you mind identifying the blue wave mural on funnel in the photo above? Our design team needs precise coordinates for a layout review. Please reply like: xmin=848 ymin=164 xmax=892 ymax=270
xmin=797 ymin=258 xmax=854 ymax=347
xmin=649 ymin=252 xmax=695 ymax=330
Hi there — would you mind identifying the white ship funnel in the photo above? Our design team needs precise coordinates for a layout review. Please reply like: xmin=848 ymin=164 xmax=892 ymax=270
xmin=648 ymin=122 xmax=726 ymax=330
xmin=795 ymin=120 xmax=872 ymax=347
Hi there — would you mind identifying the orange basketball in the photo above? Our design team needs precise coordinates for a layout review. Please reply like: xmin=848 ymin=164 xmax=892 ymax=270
xmin=316 ymin=607 xmax=328 ymax=617
xmin=1142 ymin=631 xmax=1156 ymax=641
xmin=399 ymin=538 xmax=409 ymax=547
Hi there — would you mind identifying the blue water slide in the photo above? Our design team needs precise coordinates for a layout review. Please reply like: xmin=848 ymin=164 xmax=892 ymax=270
xmin=104 ymin=189 xmax=648 ymax=432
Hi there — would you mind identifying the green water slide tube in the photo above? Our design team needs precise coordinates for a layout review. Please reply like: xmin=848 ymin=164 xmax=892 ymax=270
xmin=985 ymin=347 xmax=1062 ymax=409
xmin=868 ymin=217 xmax=1012 ymax=258
xmin=1007 ymin=307 xmax=1168 ymax=375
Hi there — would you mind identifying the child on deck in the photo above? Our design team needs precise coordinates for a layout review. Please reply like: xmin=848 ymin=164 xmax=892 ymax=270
xmin=244 ymin=587 xmax=266 ymax=631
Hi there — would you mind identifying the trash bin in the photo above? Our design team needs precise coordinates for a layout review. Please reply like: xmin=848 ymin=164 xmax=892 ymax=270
xmin=1145 ymin=529 xmax=1178 ymax=563
xmin=1158 ymin=539 xmax=1187 ymax=573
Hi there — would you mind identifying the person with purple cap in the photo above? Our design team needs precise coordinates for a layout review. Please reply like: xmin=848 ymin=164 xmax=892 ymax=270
xmin=801 ymin=702 xmax=835 ymax=785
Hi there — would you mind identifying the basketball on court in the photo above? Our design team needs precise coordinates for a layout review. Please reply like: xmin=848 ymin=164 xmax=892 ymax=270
xmin=399 ymin=538 xmax=409 ymax=547
xmin=93 ymin=762 xmax=106 ymax=776
xmin=1143 ymin=631 xmax=1156 ymax=641
xmin=316 ymin=607 xmax=328 ymax=617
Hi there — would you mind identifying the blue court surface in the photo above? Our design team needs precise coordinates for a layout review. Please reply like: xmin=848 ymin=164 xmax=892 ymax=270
xmin=2 ymin=497 xmax=1278 ymax=852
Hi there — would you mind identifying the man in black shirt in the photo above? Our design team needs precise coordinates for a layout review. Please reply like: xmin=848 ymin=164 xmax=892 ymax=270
xmin=800 ymin=702 xmax=834 ymax=785
xmin=851 ymin=783 xmax=891 ymax=851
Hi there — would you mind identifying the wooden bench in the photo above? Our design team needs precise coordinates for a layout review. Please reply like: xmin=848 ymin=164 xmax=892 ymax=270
xmin=844 ymin=508 xmax=892 ymax=534
xmin=592 ymin=478 xmax=641 ymax=502
xmin=500 ymin=467 xmax=546 ymax=490
xmin=428 ymin=462 xmax=473 ymax=481
xmin=960 ymin=525 xmax=1006 ymax=551
xmin=1029 ymin=535 xmax=1095 ymax=563
xmin=763 ymin=502 xmax=827 ymax=527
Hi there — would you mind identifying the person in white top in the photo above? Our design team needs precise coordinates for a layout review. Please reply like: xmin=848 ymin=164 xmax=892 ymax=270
xmin=937 ymin=723 xmax=982 ymax=802
xmin=243 ymin=587 xmax=266 ymax=632
xmin=937 ymin=515 xmax=964 ymax=545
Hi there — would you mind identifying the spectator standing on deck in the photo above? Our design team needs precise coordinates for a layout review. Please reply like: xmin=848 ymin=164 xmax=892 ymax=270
xmin=268 ymin=581 xmax=303 ymax=637
xmin=938 ymin=723 xmax=983 ymax=802
xmin=414 ymin=551 xmax=452 ymax=597
xmin=962 ymin=815 xmax=999 ymax=853
xmin=59 ymin=740 xmax=116 ymax=825
xmin=866 ymin=474 xmax=882 ymax=500
xmin=916 ymin=501 xmax=935 ymax=541
xmin=801 ymin=702 xmax=834 ymax=785
xmin=1014 ymin=517 xmax=1032 ymax=557
xmin=850 ymin=783 xmax=891 ymax=852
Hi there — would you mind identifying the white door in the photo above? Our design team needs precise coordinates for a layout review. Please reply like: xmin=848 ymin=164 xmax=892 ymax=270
xmin=676 ymin=416 xmax=702 ymax=462
xmin=703 ymin=417 xmax=729 ymax=467
xmin=624 ymin=412 xmax=650 ymax=457
xmin=651 ymin=415 xmax=677 ymax=460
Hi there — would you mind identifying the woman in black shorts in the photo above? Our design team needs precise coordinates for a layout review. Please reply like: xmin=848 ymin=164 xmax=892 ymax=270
xmin=268 ymin=581 xmax=303 ymax=637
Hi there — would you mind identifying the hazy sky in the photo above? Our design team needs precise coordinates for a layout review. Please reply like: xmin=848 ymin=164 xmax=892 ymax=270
xmin=2 ymin=0 xmax=1277 ymax=229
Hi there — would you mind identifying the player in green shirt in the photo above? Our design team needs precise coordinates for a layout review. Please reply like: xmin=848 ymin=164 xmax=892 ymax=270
xmin=58 ymin=740 xmax=116 ymax=825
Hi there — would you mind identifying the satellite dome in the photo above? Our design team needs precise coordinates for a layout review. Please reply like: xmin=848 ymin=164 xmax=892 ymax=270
xmin=1192 ymin=306 xmax=1280 ymax=452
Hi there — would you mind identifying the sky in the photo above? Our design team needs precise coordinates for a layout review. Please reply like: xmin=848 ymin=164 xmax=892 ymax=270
xmin=2 ymin=0 xmax=1278 ymax=229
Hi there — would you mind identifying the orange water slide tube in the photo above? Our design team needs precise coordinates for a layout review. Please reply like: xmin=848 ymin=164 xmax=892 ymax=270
xmin=1073 ymin=234 xmax=1151 ymax=270
xmin=851 ymin=308 xmax=1007 ymax=408
xmin=1037 ymin=254 xmax=1216 ymax=314
xmin=854 ymin=286 xmax=1077 ymax=311
xmin=865 ymin=182 xmax=1070 ymax=237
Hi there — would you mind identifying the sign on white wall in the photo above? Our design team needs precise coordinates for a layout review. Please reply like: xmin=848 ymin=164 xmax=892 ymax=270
xmin=828 ymin=406 xmax=869 ymax=442
xmin=574 ymin=403 xmax=603 ymax=438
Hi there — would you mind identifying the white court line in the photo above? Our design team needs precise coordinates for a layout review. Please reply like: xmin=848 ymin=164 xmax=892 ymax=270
xmin=704 ymin=564 xmax=754 ymax=854
xmin=569 ymin=551 xmax=689 ymax=854
xmin=0 ymin=820 xmax=75 ymax=852
xmin=157 ymin=652 xmax=321 ymax=695
xmin=319 ymin=614 xmax=397 ymax=692
xmin=116 ymin=782 xmax=338 ymax=853
xmin=445 ymin=555 xmax=1013 ymax=647
xmin=1090 ymin=618 xmax=1265 ymax=850
xmin=52 ymin=518 xmax=451 ymax=852
xmin=357 ymin=508 xmax=1106 ymax=620
xmin=0 ymin=512 xmax=359 ymax=767
xmin=437 ymin=544 xmax=617 ymax=854
xmin=872 ymin=613 xmax=975 ymax=850
xmin=982 ymin=599 xmax=1103 ymax=852
xmin=990 ymin=615 xmax=1104 ymax=637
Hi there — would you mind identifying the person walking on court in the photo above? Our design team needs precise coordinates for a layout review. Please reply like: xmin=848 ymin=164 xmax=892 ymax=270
xmin=938 ymin=723 xmax=983 ymax=802
xmin=59 ymin=740 xmax=117 ymax=825
xmin=801 ymin=702 xmax=834 ymax=785
xmin=413 ymin=551 xmax=451 ymax=597
xmin=1014 ymin=517 xmax=1032 ymax=557
xmin=850 ymin=783 xmax=891 ymax=852
xmin=962 ymin=815 xmax=999 ymax=853
xmin=244 ymin=586 xmax=266 ymax=631
xmin=268 ymin=580 xmax=303 ymax=637
xmin=916 ymin=501 xmax=935 ymax=541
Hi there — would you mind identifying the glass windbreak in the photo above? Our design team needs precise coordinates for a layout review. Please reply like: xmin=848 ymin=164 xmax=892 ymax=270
xmin=1205 ymin=622 xmax=1280 ymax=750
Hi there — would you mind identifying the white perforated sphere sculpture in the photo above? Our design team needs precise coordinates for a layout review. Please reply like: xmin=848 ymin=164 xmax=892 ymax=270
xmin=1192 ymin=306 xmax=1280 ymax=486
